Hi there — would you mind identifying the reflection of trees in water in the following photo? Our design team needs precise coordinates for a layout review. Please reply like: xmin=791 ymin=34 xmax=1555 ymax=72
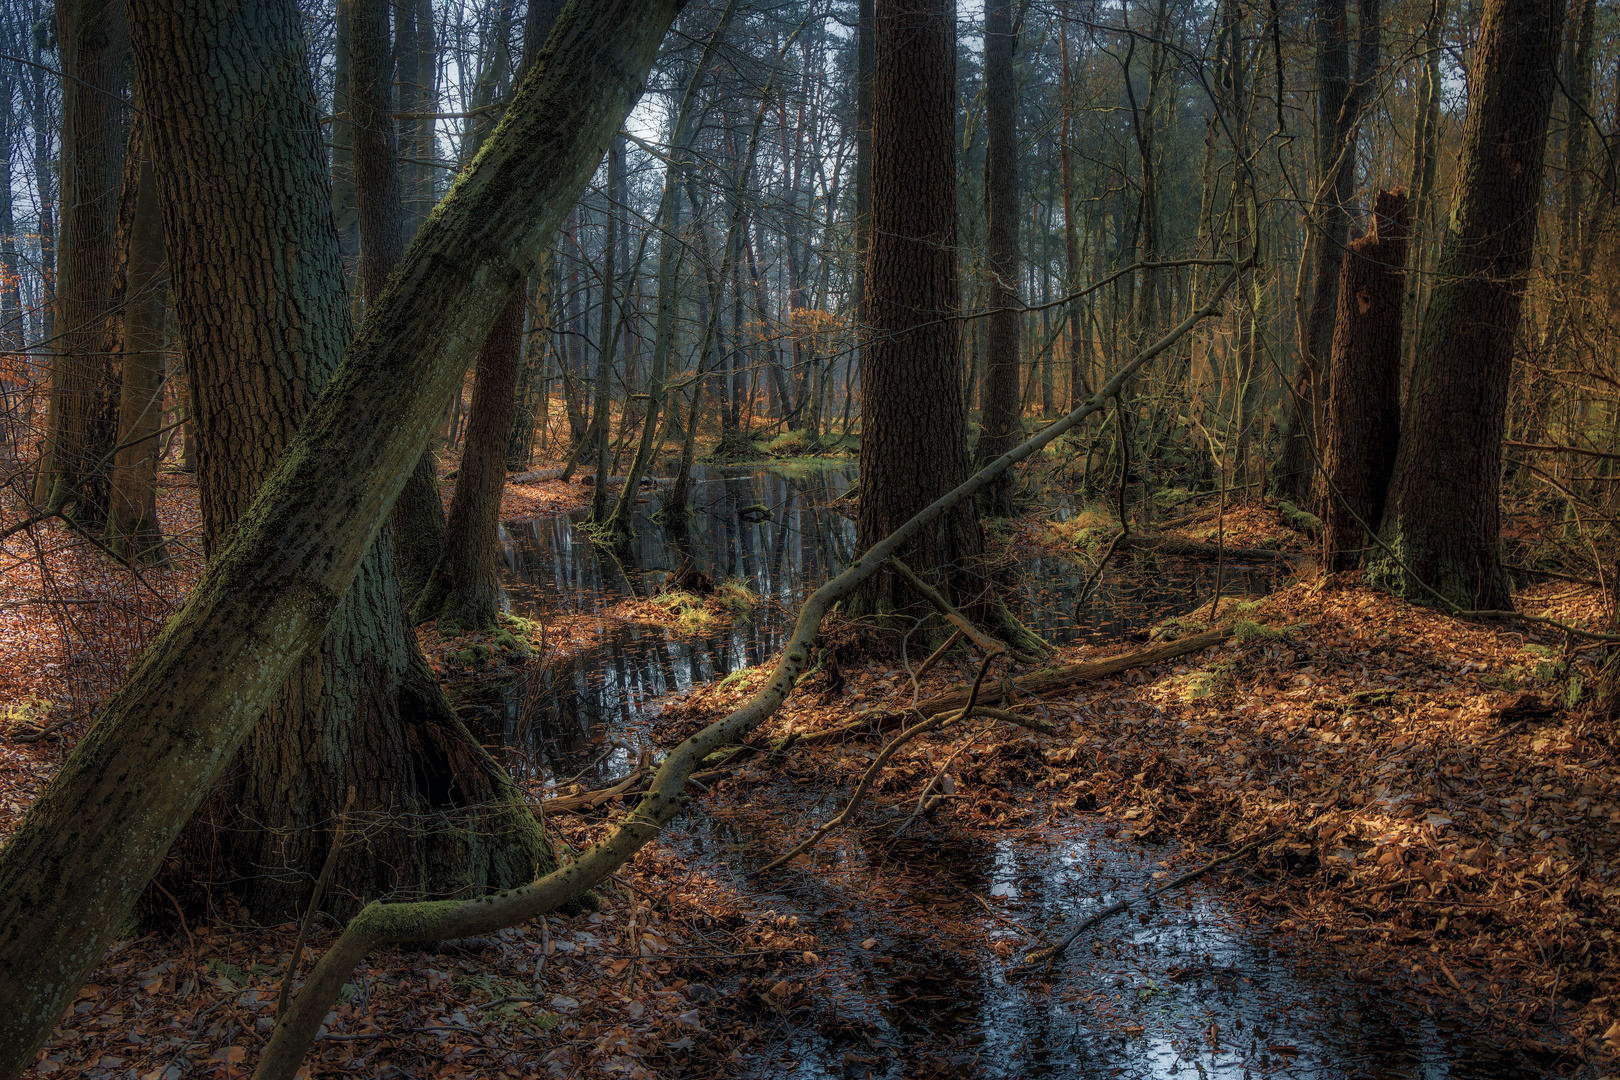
xmin=492 ymin=466 xmax=1276 ymax=780
xmin=497 ymin=465 xmax=858 ymax=781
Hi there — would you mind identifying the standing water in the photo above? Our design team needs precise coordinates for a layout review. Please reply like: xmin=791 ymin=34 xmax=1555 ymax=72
xmin=474 ymin=461 xmax=1535 ymax=1079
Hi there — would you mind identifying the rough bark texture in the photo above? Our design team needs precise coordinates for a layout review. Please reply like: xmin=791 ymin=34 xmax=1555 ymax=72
xmin=409 ymin=0 xmax=565 ymax=631
xmin=1368 ymin=0 xmax=1563 ymax=609
xmin=1272 ymin=0 xmax=1378 ymax=502
xmin=37 ymin=0 xmax=128 ymax=520
xmin=353 ymin=0 xmax=444 ymax=608
xmin=139 ymin=0 xmax=546 ymax=924
xmin=506 ymin=260 xmax=549 ymax=470
xmin=0 ymin=1 xmax=679 ymax=1070
xmin=974 ymin=0 xmax=1020 ymax=516
xmin=855 ymin=0 xmax=983 ymax=612
xmin=105 ymin=107 xmax=168 ymax=562
xmin=414 ymin=295 xmax=521 ymax=634
xmin=1320 ymin=190 xmax=1408 ymax=572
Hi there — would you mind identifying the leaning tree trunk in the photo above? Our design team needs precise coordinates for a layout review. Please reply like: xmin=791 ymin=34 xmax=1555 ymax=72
xmin=36 ymin=0 xmax=128 ymax=520
xmin=1368 ymin=0 xmax=1563 ymax=609
xmin=142 ymin=0 xmax=547 ymax=924
xmin=0 ymin=2 xmax=681 ymax=1071
xmin=105 ymin=106 xmax=168 ymax=562
xmin=1320 ymin=190 xmax=1408 ymax=573
xmin=974 ymin=0 xmax=1021 ymax=517
xmin=856 ymin=0 xmax=985 ymax=614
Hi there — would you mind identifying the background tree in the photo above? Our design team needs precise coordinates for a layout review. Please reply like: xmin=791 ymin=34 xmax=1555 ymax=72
xmin=974 ymin=0 xmax=1021 ymax=517
xmin=34 ymin=0 xmax=127 ymax=519
xmin=1320 ymin=189 xmax=1407 ymax=573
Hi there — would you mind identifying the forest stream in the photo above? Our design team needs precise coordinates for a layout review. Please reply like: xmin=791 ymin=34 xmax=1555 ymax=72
xmin=451 ymin=463 xmax=1540 ymax=1079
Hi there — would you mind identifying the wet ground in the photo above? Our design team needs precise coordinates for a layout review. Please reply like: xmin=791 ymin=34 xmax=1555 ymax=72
xmin=477 ymin=461 xmax=1543 ymax=1079
xmin=487 ymin=463 xmax=1273 ymax=783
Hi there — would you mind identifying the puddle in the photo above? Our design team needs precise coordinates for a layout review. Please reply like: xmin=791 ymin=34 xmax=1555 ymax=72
xmin=472 ymin=461 xmax=1539 ymax=1077
xmin=490 ymin=462 xmax=1275 ymax=782
xmin=671 ymin=813 xmax=1540 ymax=1079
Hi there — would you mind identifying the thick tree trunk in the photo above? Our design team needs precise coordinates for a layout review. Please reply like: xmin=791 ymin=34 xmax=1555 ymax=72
xmin=974 ymin=0 xmax=1020 ymax=516
xmin=1368 ymin=0 xmax=1564 ymax=609
xmin=36 ymin=0 xmax=128 ymax=520
xmin=506 ymin=262 xmax=551 ymax=470
xmin=1320 ymin=190 xmax=1408 ymax=572
xmin=105 ymin=107 xmax=168 ymax=562
xmin=414 ymin=296 xmax=521 ymax=634
xmin=1272 ymin=0 xmax=1379 ymax=501
xmin=0 ymin=2 xmax=680 ymax=1071
xmin=144 ymin=0 xmax=545 ymax=924
xmin=856 ymin=0 xmax=983 ymax=613
xmin=330 ymin=0 xmax=360 ymax=285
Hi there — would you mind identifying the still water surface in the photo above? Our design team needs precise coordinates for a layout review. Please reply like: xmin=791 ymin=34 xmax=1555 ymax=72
xmin=475 ymin=462 xmax=1539 ymax=1078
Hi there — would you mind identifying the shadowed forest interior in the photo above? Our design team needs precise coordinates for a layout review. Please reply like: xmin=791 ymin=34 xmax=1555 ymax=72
xmin=0 ymin=0 xmax=1618 ymax=1077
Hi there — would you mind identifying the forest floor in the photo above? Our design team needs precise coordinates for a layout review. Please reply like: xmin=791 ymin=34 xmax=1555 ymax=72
xmin=1 ymin=461 xmax=1617 ymax=1078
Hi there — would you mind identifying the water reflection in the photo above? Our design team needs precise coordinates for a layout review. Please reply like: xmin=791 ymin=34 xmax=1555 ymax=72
xmin=496 ymin=464 xmax=857 ymax=782
xmin=675 ymin=813 xmax=1535 ymax=1079
xmin=492 ymin=463 xmax=1280 ymax=783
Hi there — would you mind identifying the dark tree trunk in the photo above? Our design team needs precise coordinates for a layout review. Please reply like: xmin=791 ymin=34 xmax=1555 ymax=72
xmin=1368 ymin=0 xmax=1564 ymax=609
xmin=506 ymin=263 xmax=548 ymax=470
xmin=1272 ymin=0 xmax=1378 ymax=502
xmin=588 ymin=139 xmax=622 ymax=521
xmin=353 ymin=0 xmax=443 ymax=607
xmin=414 ymin=297 xmax=521 ymax=634
xmin=416 ymin=0 xmax=562 ymax=627
xmin=105 ymin=105 xmax=168 ymax=562
xmin=855 ymin=0 xmax=982 ymax=612
xmin=1320 ymin=190 xmax=1408 ymax=573
xmin=141 ymin=0 xmax=547 ymax=923
xmin=37 ymin=0 xmax=128 ymax=520
xmin=974 ymin=0 xmax=1020 ymax=516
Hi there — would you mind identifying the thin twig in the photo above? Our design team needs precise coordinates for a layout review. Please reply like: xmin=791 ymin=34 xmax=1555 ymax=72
xmin=1012 ymin=836 xmax=1270 ymax=973
xmin=753 ymin=652 xmax=1001 ymax=875
xmin=277 ymin=787 xmax=356 ymax=1017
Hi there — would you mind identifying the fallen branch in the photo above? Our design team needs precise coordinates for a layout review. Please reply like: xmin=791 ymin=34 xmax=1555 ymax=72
xmin=910 ymin=625 xmax=1230 ymax=720
xmin=1011 ymin=835 xmax=1270 ymax=973
xmin=753 ymin=651 xmax=1001 ymax=875
xmin=251 ymin=262 xmax=1244 ymax=1080
xmin=914 ymin=627 xmax=964 ymax=681
xmin=533 ymin=764 xmax=651 ymax=814
xmin=1115 ymin=534 xmax=1294 ymax=561
xmin=886 ymin=556 xmax=1042 ymax=663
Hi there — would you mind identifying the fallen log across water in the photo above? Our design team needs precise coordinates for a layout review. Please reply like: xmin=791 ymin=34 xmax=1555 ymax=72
xmin=795 ymin=625 xmax=1229 ymax=746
